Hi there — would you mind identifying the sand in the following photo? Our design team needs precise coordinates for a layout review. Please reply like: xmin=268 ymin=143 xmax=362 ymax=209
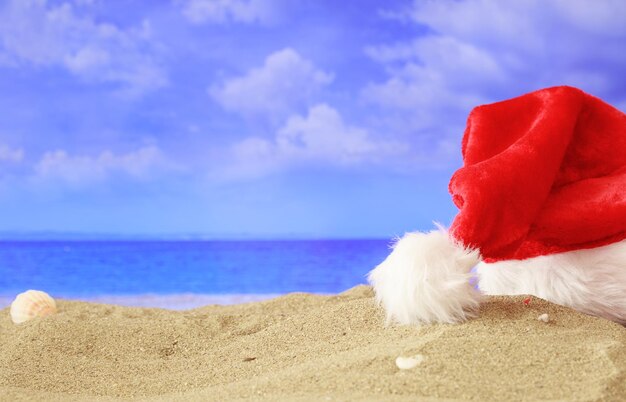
xmin=1 ymin=286 xmax=624 ymax=401
xmin=0 ymin=294 xmax=282 ymax=312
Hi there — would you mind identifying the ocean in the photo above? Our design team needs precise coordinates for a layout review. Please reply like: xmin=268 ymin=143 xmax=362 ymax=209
xmin=0 ymin=240 xmax=390 ymax=309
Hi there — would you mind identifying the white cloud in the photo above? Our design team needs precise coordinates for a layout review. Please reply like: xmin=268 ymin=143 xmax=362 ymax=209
xmin=219 ymin=103 xmax=407 ymax=179
xmin=555 ymin=0 xmax=626 ymax=35
xmin=178 ymin=0 xmax=278 ymax=24
xmin=0 ymin=144 xmax=24 ymax=163
xmin=34 ymin=145 xmax=175 ymax=185
xmin=364 ymin=36 xmax=504 ymax=130
xmin=0 ymin=0 xmax=167 ymax=95
xmin=64 ymin=46 xmax=110 ymax=73
xmin=364 ymin=0 xmax=626 ymax=132
xmin=409 ymin=0 xmax=626 ymax=48
xmin=210 ymin=48 xmax=333 ymax=118
xmin=275 ymin=104 xmax=403 ymax=163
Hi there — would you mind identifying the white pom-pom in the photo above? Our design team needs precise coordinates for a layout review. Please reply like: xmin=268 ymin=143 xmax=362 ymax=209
xmin=368 ymin=228 xmax=481 ymax=325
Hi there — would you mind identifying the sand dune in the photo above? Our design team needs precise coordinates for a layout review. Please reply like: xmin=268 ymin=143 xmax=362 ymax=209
xmin=1 ymin=285 xmax=624 ymax=401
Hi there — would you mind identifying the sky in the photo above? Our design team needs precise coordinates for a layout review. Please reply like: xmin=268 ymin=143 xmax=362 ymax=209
xmin=0 ymin=0 xmax=625 ymax=239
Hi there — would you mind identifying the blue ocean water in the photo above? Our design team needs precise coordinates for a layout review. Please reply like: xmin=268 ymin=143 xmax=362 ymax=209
xmin=0 ymin=240 xmax=390 ymax=300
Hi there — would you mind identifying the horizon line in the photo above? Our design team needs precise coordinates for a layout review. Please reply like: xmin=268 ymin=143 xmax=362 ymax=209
xmin=0 ymin=231 xmax=393 ymax=242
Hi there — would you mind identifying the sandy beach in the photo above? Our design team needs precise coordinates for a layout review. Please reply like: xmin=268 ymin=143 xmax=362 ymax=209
xmin=1 ymin=285 xmax=624 ymax=401
xmin=0 ymin=294 xmax=282 ymax=311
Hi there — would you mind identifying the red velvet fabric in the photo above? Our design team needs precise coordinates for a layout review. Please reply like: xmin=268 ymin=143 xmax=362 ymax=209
xmin=449 ymin=86 xmax=626 ymax=262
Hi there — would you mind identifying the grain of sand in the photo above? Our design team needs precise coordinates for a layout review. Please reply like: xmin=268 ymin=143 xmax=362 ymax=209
xmin=1 ymin=285 xmax=624 ymax=401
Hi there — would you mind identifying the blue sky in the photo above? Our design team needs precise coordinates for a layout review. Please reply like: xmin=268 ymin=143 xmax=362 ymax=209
xmin=0 ymin=0 xmax=625 ymax=238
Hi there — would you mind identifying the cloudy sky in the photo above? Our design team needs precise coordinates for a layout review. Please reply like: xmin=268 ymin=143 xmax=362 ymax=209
xmin=0 ymin=0 xmax=625 ymax=238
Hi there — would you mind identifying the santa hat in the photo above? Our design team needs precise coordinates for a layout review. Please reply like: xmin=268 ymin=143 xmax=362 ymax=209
xmin=368 ymin=86 xmax=626 ymax=324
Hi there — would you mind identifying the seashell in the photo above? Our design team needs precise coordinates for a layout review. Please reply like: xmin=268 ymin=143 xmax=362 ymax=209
xmin=395 ymin=354 xmax=424 ymax=370
xmin=10 ymin=290 xmax=57 ymax=324
xmin=537 ymin=313 xmax=550 ymax=323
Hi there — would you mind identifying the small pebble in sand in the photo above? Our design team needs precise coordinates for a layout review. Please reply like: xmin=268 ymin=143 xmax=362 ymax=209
xmin=537 ymin=313 xmax=550 ymax=323
xmin=395 ymin=354 xmax=424 ymax=370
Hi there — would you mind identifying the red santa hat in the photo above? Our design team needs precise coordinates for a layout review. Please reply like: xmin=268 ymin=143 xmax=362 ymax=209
xmin=368 ymin=86 xmax=626 ymax=324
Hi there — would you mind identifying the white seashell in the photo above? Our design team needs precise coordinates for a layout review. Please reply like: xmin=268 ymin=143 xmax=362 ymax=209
xmin=537 ymin=313 xmax=550 ymax=323
xmin=395 ymin=354 xmax=424 ymax=370
xmin=10 ymin=290 xmax=57 ymax=324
